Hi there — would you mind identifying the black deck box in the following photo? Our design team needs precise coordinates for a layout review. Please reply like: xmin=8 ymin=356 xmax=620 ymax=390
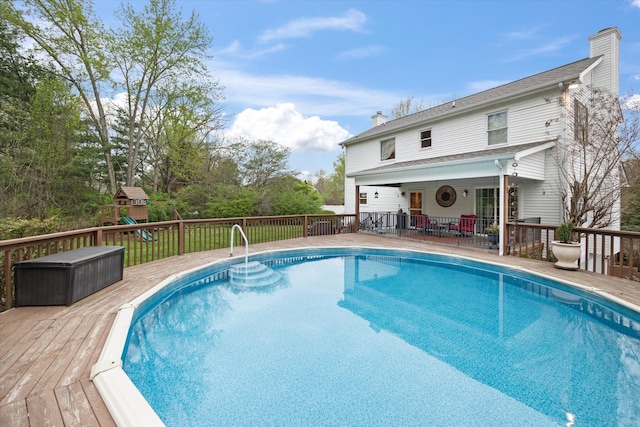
xmin=15 ymin=246 xmax=125 ymax=306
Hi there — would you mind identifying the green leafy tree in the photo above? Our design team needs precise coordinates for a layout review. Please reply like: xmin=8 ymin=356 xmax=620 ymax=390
xmin=25 ymin=75 xmax=85 ymax=219
xmin=143 ymin=82 xmax=224 ymax=196
xmin=111 ymin=0 xmax=223 ymax=188
xmin=2 ymin=0 xmax=224 ymax=194
xmin=2 ymin=0 xmax=119 ymax=192
xmin=206 ymin=186 xmax=260 ymax=218
xmin=231 ymin=138 xmax=292 ymax=187
xmin=622 ymin=158 xmax=640 ymax=231
xmin=0 ymin=19 xmax=47 ymax=217
xmin=269 ymin=176 xmax=323 ymax=215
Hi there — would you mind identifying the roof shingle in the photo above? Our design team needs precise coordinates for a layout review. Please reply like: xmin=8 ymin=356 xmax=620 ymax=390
xmin=341 ymin=56 xmax=601 ymax=146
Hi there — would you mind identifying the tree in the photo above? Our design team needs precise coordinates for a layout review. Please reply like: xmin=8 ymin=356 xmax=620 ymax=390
xmin=1 ymin=0 xmax=223 ymax=194
xmin=206 ymin=185 xmax=260 ymax=218
xmin=230 ymin=138 xmax=292 ymax=188
xmin=551 ymin=86 xmax=640 ymax=228
xmin=391 ymin=96 xmax=427 ymax=119
xmin=315 ymin=152 xmax=345 ymax=205
xmin=1 ymin=0 xmax=119 ymax=192
xmin=0 ymin=19 xmax=103 ymax=221
xmin=141 ymin=82 xmax=224 ymax=195
xmin=621 ymin=158 xmax=640 ymax=231
xmin=110 ymin=0 xmax=223 ymax=188
xmin=268 ymin=176 xmax=323 ymax=215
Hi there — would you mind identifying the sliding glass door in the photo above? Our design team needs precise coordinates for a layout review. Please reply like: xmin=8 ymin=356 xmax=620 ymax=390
xmin=475 ymin=188 xmax=500 ymax=234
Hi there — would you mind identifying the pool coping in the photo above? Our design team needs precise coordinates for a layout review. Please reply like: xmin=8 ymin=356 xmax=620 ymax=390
xmin=89 ymin=245 xmax=640 ymax=426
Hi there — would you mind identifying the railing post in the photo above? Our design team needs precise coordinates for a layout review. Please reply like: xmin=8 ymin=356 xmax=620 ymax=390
xmin=4 ymin=250 xmax=12 ymax=310
xmin=304 ymin=215 xmax=309 ymax=237
xmin=178 ymin=220 xmax=185 ymax=255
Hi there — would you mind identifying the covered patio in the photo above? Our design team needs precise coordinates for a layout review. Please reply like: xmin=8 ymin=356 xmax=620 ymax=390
xmin=350 ymin=140 xmax=556 ymax=255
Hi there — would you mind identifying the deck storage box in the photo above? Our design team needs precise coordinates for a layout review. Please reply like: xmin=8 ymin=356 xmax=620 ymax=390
xmin=15 ymin=246 xmax=125 ymax=306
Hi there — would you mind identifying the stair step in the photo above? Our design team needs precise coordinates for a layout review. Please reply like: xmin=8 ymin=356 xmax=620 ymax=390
xmin=229 ymin=261 xmax=282 ymax=290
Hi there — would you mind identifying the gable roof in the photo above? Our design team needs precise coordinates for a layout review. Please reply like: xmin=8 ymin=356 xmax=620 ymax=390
xmin=115 ymin=186 xmax=150 ymax=200
xmin=341 ymin=56 xmax=601 ymax=146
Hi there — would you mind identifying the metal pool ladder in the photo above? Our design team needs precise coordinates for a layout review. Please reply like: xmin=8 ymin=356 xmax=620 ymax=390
xmin=230 ymin=224 xmax=248 ymax=264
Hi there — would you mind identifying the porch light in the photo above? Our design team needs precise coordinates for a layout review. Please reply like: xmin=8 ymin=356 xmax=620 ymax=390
xmin=374 ymin=191 xmax=379 ymax=199
xmin=462 ymin=189 xmax=468 ymax=198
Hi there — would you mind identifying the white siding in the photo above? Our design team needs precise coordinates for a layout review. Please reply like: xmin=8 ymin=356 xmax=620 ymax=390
xmin=510 ymin=150 xmax=546 ymax=180
xmin=346 ymin=89 xmax=562 ymax=177
xmin=588 ymin=27 xmax=621 ymax=96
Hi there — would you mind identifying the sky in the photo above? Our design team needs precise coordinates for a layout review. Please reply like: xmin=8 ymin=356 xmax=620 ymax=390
xmin=93 ymin=0 xmax=640 ymax=180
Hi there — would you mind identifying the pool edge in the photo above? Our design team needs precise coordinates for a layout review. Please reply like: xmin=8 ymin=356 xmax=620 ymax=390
xmin=90 ymin=246 xmax=640 ymax=425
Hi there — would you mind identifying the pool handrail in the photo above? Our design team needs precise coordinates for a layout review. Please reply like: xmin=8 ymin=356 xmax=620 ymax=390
xmin=230 ymin=224 xmax=248 ymax=264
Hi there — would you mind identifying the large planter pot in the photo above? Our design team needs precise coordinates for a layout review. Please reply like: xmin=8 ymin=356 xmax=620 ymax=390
xmin=487 ymin=232 xmax=499 ymax=249
xmin=551 ymin=241 xmax=583 ymax=270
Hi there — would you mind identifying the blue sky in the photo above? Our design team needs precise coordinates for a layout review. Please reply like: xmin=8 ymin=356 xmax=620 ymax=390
xmin=94 ymin=0 xmax=640 ymax=179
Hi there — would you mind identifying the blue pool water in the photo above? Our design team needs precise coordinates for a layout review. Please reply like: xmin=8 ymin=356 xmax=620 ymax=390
xmin=123 ymin=248 xmax=640 ymax=426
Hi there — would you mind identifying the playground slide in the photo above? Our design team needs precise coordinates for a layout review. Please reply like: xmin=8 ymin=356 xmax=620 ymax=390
xmin=121 ymin=217 xmax=156 ymax=242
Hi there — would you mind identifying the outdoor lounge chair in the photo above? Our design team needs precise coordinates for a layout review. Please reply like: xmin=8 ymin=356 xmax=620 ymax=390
xmin=448 ymin=214 xmax=477 ymax=236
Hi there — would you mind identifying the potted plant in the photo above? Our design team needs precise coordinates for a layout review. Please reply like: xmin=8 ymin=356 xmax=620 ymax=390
xmin=552 ymin=221 xmax=583 ymax=270
xmin=485 ymin=222 xmax=500 ymax=249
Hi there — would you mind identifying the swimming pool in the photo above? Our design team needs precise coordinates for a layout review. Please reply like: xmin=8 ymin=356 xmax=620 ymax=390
xmin=92 ymin=247 xmax=640 ymax=426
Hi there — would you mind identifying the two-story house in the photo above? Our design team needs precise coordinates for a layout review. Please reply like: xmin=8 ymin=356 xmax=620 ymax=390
xmin=341 ymin=27 xmax=622 ymax=254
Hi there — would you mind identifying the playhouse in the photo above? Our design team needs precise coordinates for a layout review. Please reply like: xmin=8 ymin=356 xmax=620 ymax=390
xmin=99 ymin=187 xmax=150 ymax=226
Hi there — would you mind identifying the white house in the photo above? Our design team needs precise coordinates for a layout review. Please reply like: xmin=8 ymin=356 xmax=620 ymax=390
xmin=341 ymin=27 xmax=622 ymax=255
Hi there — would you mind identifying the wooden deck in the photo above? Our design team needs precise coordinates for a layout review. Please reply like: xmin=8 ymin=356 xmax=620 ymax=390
xmin=2 ymin=233 xmax=640 ymax=426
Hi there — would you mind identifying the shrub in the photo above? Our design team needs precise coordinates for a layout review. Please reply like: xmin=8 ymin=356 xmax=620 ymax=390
xmin=556 ymin=221 xmax=575 ymax=243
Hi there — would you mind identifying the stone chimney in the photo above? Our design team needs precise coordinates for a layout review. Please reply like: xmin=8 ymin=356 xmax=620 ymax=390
xmin=588 ymin=27 xmax=622 ymax=96
xmin=371 ymin=111 xmax=387 ymax=128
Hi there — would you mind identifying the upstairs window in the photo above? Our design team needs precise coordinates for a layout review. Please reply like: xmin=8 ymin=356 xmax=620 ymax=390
xmin=359 ymin=192 xmax=368 ymax=205
xmin=380 ymin=138 xmax=395 ymax=161
xmin=574 ymin=100 xmax=588 ymax=143
xmin=420 ymin=129 xmax=432 ymax=148
xmin=487 ymin=111 xmax=508 ymax=145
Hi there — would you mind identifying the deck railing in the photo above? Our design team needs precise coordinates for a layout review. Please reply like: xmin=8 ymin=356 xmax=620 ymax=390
xmin=0 ymin=214 xmax=356 ymax=311
xmin=3 ymin=213 xmax=640 ymax=311
xmin=360 ymin=211 xmax=640 ymax=280
xmin=506 ymin=222 xmax=640 ymax=280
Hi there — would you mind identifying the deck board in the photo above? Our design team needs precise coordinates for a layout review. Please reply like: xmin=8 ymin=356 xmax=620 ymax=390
xmin=0 ymin=400 xmax=29 ymax=427
xmin=2 ymin=316 xmax=83 ymax=405
xmin=55 ymin=382 xmax=100 ymax=427
xmin=25 ymin=391 xmax=64 ymax=427
xmin=2 ymin=234 xmax=640 ymax=425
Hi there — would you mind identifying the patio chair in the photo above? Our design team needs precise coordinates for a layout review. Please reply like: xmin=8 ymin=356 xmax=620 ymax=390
xmin=416 ymin=215 xmax=438 ymax=233
xmin=448 ymin=214 xmax=477 ymax=236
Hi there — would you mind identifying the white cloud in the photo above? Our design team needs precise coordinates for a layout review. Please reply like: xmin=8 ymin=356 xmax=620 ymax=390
xmin=502 ymin=36 xmax=573 ymax=62
xmin=259 ymin=9 xmax=366 ymax=43
xmin=218 ymin=40 xmax=289 ymax=59
xmin=227 ymin=103 xmax=351 ymax=152
xmin=216 ymin=67 xmax=398 ymax=118
xmin=504 ymin=26 xmax=546 ymax=40
xmin=337 ymin=45 xmax=386 ymax=60
xmin=633 ymin=0 xmax=640 ymax=8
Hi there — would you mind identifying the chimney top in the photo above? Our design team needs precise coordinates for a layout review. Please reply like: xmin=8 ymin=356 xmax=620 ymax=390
xmin=371 ymin=111 xmax=388 ymax=128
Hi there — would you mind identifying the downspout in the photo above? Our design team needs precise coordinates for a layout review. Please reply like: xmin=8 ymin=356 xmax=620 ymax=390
xmin=495 ymin=160 xmax=505 ymax=256
xmin=355 ymin=184 xmax=360 ymax=231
